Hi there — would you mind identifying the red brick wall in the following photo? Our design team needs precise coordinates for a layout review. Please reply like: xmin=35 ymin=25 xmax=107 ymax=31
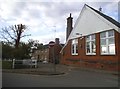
xmin=49 ymin=44 xmax=62 ymax=63
xmin=119 ymin=32 xmax=120 ymax=71
xmin=60 ymin=30 xmax=119 ymax=71
xmin=116 ymin=31 xmax=120 ymax=71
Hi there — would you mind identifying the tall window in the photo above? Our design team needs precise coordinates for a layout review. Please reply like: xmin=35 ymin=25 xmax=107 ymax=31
xmin=100 ymin=30 xmax=115 ymax=55
xmin=71 ymin=39 xmax=78 ymax=55
xmin=86 ymin=34 xmax=96 ymax=55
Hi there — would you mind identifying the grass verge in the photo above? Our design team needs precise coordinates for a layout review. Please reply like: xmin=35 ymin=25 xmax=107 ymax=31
xmin=2 ymin=60 xmax=12 ymax=69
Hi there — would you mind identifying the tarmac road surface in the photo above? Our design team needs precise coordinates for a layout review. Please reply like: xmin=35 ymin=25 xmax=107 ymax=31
xmin=2 ymin=68 xmax=118 ymax=87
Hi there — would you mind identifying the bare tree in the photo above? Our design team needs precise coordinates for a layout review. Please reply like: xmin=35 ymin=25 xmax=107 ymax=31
xmin=0 ymin=24 xmax=30 ymax=48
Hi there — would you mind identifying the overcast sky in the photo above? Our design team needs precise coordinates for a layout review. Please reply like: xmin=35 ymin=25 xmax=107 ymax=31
xmin=0 ymin=0 xmax=119 ymax=44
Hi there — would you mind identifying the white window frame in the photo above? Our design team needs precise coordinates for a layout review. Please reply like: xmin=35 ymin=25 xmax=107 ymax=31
xmin=86 ymin=34 xmax=96 ymax=55
xmin=71 ymin=39 xmax=78 ymax=55
xmin=100 ymin=30 xmax=115 ymax=55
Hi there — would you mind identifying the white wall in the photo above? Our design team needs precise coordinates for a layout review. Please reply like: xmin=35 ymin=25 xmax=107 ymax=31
xmin=68 ymin=5 xmax=119 ymax=40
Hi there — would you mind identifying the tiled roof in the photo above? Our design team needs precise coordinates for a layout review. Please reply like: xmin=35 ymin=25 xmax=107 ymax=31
xmin=86 ymin=4 xmax=120 ymax=28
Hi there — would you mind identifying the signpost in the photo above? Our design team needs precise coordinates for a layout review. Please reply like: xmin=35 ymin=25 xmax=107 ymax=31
xmin=49 ymin=41 xmax=56 ymax=73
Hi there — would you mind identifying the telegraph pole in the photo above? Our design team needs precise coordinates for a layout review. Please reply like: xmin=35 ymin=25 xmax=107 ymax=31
xmin=53 ymin=26 xmax=56 ymax=40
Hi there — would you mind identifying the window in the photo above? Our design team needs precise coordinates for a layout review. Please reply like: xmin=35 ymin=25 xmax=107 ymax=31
xmin=71 ymin=39 xmax=78 ymax=55
xmin=86 ymin=34 xmax=96 ymax=55
xmin=100 ymin=30 xmax=115 ymax=55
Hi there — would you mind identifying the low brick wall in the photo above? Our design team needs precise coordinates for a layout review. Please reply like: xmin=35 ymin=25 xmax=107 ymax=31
xmin=61 ymin=59 xmax=118 ymax=71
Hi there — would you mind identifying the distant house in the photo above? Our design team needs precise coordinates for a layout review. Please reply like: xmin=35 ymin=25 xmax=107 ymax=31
xmin=32 ymin=45 xmax=49 ymax=62
xmin=60 ymin=4 xmax=120 ymax=71
xmin=49 ymin=38 xmax=64 ymax=64
xmin=32 ymin=38 xmax=63 ymax=64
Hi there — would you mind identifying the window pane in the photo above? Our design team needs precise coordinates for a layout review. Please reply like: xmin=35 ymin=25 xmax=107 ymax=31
xmin=72 ymin=39 xmax=78 ymax=44
xmin=76 ymin=44 xmax=78 ymax=53
xmin=86 ymin=42 xmax=90 ymax=53
xmin=101 ymin=39 xmax=106 ymax=45
xmin=108 ymin=44 xmax=115 ymax=54
xmin=91 ymin=34 xmax=95 ymax=40
xmin=108 ymin=38 xmax=114 ymax=45
xmin=86 ymin=36 xmax=90 ymax=41
xmin=72 ymin=39 xmax=78 ymax=55
xmin=72 ymin=40 xmax=75 ymax=44
xmin=75 ymin=39 xmax=78 ymax=44
xmin=100 ymin=32 xmax=106 ymax=38
xmin=91 ymin=41 xmax=96 ymax=53
xmin=108 ymin=30 xmax=114 ymax=37
xmin=72 ymin=45 xmax=74 ymax=54
xmin=101 ymin=46 xmax=107 ymax=53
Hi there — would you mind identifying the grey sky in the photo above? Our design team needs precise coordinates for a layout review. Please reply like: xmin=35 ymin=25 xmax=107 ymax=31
xmin=0 ymin=0 xmax=119 ymax=44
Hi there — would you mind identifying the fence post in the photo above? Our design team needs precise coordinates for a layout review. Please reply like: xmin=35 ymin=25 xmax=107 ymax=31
xmin=12 ymin=59 xmax=15 ymax=69
xmin=35 ymin=60 xmax=37 ymax=68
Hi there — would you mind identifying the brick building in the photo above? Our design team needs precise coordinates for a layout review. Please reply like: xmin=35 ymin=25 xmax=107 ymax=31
xmin=49 ymin=38 xmax=63 ymax=64
xmin=60 ymin=4 xmax=120 ymax=71
xmin=32 ymin=38 xmax=63 ymax=64
xmin=32 ymin=45 xmax=49 ymax=62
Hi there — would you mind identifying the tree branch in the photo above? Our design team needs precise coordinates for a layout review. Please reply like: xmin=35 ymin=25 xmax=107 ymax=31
xmin=9 ymin=25 xmax=17 ymax=38
xmin=0 ymin=24 xmax=30 ymax=48
xmin=2 ymin=27 xmax=15 ymax=40
xmin=1 ymin=34 xmax=10 ymax=43
xmin=20 ymin=34 xmax=31 ymax=38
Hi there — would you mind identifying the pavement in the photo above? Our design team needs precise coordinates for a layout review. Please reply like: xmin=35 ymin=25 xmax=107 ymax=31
xmin=2 ymin=62 xmax=119 ymax=76
xmin=65 ymin=65 xmax=119 ymax=75
xmin=2 ymin=63 xmax=69 ymax=75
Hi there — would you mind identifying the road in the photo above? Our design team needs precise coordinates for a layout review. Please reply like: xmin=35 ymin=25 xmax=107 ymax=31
xmin=0 ymin=69 xmax=2 ymax=89
xmin=2 ymin=68 xmax=118 ymax=87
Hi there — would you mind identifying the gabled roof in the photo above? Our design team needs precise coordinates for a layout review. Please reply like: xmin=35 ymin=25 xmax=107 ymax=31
xmin=86 ymin=4 xmax=120 ymax=28
xmin=60 ymin=4 xmax=120 ymax=53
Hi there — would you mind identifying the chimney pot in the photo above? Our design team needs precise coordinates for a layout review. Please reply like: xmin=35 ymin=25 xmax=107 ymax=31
xmin=55 ymin=38 xmax=59 ymax=44
xmin=70 ymin=13 xmax=71 ymax=17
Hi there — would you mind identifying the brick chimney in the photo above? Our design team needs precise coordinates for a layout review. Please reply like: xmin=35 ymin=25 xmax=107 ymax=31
xmin=55 ymin=38 xmax=60 ymax=44
xmin=66 ymin=13 xmax=73 ymax=41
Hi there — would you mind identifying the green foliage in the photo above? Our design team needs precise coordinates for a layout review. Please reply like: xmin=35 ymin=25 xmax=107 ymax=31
xmin=2 ymin=42 xmax=14 ymax=59
xmin=2 ymin=42 xmax=31 ymax=60
xmin=2 ymin=39 xmax=45 ymax=60
xmin=2 ymin=60 xmax=12 ymax=69
xmin=12 ymin=43 xmax=31 ymax=59
xmin=28 ymin=39 xmax=44 ymax=53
